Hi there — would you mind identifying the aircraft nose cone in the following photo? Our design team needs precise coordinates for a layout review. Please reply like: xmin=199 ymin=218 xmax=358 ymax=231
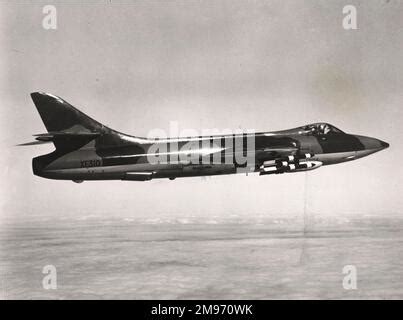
xmin=379 ymin=140 xmax=389 ymax=149
xmin=356 ymin=135 xmax=389 ymax=151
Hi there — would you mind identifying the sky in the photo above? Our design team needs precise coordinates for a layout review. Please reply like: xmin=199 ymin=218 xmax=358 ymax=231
xmin=0 ymin=0 xmax=402 ymax=222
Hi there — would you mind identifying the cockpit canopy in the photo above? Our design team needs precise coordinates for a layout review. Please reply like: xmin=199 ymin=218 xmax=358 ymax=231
xmin=299 ymin=123 xmax=344 ymax=135
xmin=268 ymin=123 xmax=345 ymax=136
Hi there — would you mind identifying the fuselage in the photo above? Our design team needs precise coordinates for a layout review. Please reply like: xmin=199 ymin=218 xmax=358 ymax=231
xmin=25 ymin=93 xmax=389 ymax=182
xmin=32 ymin=123 xmax=389 ymax=182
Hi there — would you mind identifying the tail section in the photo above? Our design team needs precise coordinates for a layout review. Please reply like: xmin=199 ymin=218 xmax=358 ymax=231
xmin=30 ymin=92 xmax=106 ymax=133
xmin=24 ymin=92 xmax=144 ymax=180
xmin=21 ymin=92 xmax=140 ymax=153
xmin=27 ymin=92 xmax=116 ymax=151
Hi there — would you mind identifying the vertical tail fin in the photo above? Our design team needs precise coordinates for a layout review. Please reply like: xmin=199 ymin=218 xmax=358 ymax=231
xmin=30 ymin=92 xmax=106 ymax=133
xmin=30 ymin=92 xmax=112 ymax=151
xmin=27 ymin=92 xmax=142 ymax=152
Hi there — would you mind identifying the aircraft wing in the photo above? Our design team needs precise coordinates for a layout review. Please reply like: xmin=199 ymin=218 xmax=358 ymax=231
xmin=255 ymin=146 xmax=299 ymax=162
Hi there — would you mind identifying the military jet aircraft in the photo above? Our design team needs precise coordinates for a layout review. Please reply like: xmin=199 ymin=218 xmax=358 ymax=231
xmin=20 ymin=92 xmax=389 ymax=182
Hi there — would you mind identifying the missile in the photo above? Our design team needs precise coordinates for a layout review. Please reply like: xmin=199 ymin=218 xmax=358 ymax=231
xmin=279 ymin=153 xmax=314 ymax=163
xmin=260 ymin=160 xmax=322 ymax=175
xmin=260 ymin=154 xmax=317 ymax=175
